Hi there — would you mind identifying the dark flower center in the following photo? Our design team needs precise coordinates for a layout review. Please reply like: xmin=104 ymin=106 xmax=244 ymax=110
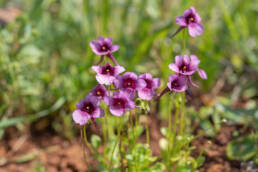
xmin=144 ymin=79 xmax=152 ymax=89
xmin=180 ymin=64 xmax=188 ymax=73
xmin=95 ymin=88 xmax=105 ymax=97
xmin=186 ymin=14 xmax=195 ymax=24
xmin=171 ymin=80 xmax=179 ymax=88
xmin=101 ymin=65 xmax=114 ymax=75
xmin=81 ymin=102 xmax=95 ymax=114
xmin=99 ymin=43 xmax=110 ymax=52
xmin=113 ymin=98 xmax=126 ymax=109
xmin=101 ymin=46 xmax=107 ymax=51
xmin=123 ymin=78 xmax=136 ymax=89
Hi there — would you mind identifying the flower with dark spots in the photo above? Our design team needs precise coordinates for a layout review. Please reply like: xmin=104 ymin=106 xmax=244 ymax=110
xmin=169 ymin=55 xmax=200 ymax=76
xmin=137 ymin=73 xmax=160 ymax=100
xmin=92 ymin=63 xmax=125 ymax=85
xmin=167 ymin=74 xmax=188 ymax=92
xmin=105 ymin=92 xmax=135 ymax=116
xmin=89 ymin=84 xmax=107 ymax=100
xmin=72 ymin=96 xmax=104 ymax=126
xmin=176 ymin=6 xmax=203 ymax=37
xmin=114 ymin=72 xmax=146 ymax=99
xmin=90 ymin=36 xmax=120 ymax=56
xmin=169 ymin=6 xmax=203 ymax=38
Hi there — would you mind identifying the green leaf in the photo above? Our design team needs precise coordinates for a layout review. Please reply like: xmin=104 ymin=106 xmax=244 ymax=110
xmin=91 ymin=134 xmax=102 ymax=149
xmin=226 ymin=134 xmax=257 ymax=161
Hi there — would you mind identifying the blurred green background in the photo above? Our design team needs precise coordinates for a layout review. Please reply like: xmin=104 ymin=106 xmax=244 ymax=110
xmin=0 ymin=0 xmax=257 ymax=138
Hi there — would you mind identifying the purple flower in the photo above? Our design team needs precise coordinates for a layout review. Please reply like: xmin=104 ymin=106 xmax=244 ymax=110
xmin=169 ymin=55 xmax=207 ymax=88
xmin=90 ymin=36 xmax=120 ymax=56
xmin=72 ymin=96 xmax=104 ymax=126
xmin=167 ymin=74 xmax=188 ymax=92
xmin=175 ymin=6 xmax=204 ymax=37
xmin=92 ymin=63 xmax=125 ymax=85
xmin=114 ymin=72 xmax=146 ymax=99
xmin=169 ymin=55 xmax=200 ymax=76
xmin=169 ymin=7 xmax=203 ymax=38
xmin=137 ymin=73 xmax=160 ymax=100
xmin=89 ymin=84 xmax=108 ymax=100
xmin=105 ymin=92 xmax=135 ymax=116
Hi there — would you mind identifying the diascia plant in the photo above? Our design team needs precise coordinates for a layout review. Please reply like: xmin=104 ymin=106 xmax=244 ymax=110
xmin=73 ymin=6 xmax=207 ymax=172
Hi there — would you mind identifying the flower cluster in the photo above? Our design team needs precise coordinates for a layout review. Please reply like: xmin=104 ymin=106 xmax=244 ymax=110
xmin=72 ymin=6 xmax=207 ymax=126
xmin=158 ymin=7 xmax=207 ymax=99
xmin=73 ymin=37 xmax=160 ymax=125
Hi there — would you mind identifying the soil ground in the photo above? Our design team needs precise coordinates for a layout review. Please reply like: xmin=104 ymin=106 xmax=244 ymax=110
xmin=0 ymin=119 xmax=255 ymax=172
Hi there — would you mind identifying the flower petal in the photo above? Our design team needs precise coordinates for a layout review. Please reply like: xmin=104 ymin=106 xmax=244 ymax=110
xmin=136 ymin=78 xmax=147 ymax=90
xmin=188 ymin=76 xmax=199 ymax=88
xmin=96 ymin=74 xmax=115 ymax=85
xmin=175 ymin=56 xmax=183 ymax=66
xmin=114 ymin=65 xmax=125 ymax=75
xmin=92 ymin=65 xmax=100 ymax=73
xmin=175 ymin=16 xmax=187 ymax=27
xmin=190 ymin=55 xmax=200 ymax=66
xmin=169 ymin=63 xmax=179 ymax=73
xmin=110 ymin=107 xmax=125 ymax=116
xmin=152 ymin=78 xmax=161 ymax=89
xmin=197 ymin=69 xmax=207 ymax=79
xmin=111 ymin=45 xmax=120 ymax=52
xmin=188 ymin=23 xmax=204 ymax=37
xmin=138 ymin=89 xmax=154 ymax=100
xmin=72 ymin=110 xmax=89 ymax=126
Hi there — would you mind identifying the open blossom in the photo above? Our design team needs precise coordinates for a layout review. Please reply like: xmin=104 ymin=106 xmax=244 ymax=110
xmin=89 ymin=84 xmax=107 ymax=100
xmin=72 ymin=96 xmax=104 ymax=126
xmin=175 ymin=6 xmax=204 ymax=37
xmin=169 ymin=55 xmax=207 ymax=87
xmin=105 ymin=92 xmax=135 ymax=116
xmin=167 ymin=74 xmax=188 ymax=92
xmin=169 ymin=55 xmax=200 ymax=76
xmin=114 ymin=72 xmax=146 ymax=99
xmin=90 ymin=36 xmax=120 ymax=56
xmin=92 ymin=63 xmax=125 ymax=85
xmin=137 ymin=73 xmax=160 ymax=100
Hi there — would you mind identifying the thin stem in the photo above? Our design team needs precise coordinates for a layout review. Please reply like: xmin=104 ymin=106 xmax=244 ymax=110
xmin=118 ymin=117 xmax=125 ymax=172
xmin=109 ymin=138 xmax=119 ymax=169
xmin=168 ymin=26 xmax=184 ymax=39
xmin=130 ymin=111 xmax=136 ymax=147
xmin=83 ymin=125 xmax=95 ymax=154
xmin=145 ymin=111 xmax=150 ymax=145
xmin=80 ymin=128 xmax=90 ymax=170
xmin=166 ymin=94 xmax=174 ymax=170
xmin=179 ymin=93 xmax=186 ymax=135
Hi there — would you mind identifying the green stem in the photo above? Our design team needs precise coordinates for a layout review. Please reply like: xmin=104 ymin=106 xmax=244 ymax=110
xmin=179 ymin=93 xmax=186 ymax=135
xmin=130 ymin=111 xmax=136 ymax=147
xmin=109 ymin=138 xmax=119 ymax=169
xmin=80 ymin=128 xmax=90 ymax=170
xmin=118 ymin=117 xmax=125 ymax=172
xmin=167 ymin=95 xmax=174 ymax=170
xmin=83 ymin=125 xmax=95 ymax=154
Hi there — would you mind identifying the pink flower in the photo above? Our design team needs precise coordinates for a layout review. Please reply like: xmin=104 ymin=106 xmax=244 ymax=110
xmin=169 ymin=6 xmax=204 ymax=38
xmin=114 ymin=72 xmax=146 ymax=99
xmin=167 ymin=74 xmax=188 ymax=92
xmin=89 ymin=84 xmax=108 ymax=100
xmin=92 ymin=63 xmax=125 ymax=85
xmin=104 ymin=92 xmax=135 ymax=116
xmin=137 ymin=73 xmax=160 ymax=100
xmin=169 ymin=55 xmax=207 ymax=88
xmin=90 ymin=36 xmax=120 ymax=56
xmin=176 ymin=6 xmax=204 ymax=37
xmin=72 ymin=96 xmax=104 ymax=126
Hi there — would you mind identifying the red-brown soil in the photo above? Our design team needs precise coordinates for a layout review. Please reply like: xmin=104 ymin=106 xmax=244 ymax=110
xmin=0 ymin=120 xmax=254 ymax=172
